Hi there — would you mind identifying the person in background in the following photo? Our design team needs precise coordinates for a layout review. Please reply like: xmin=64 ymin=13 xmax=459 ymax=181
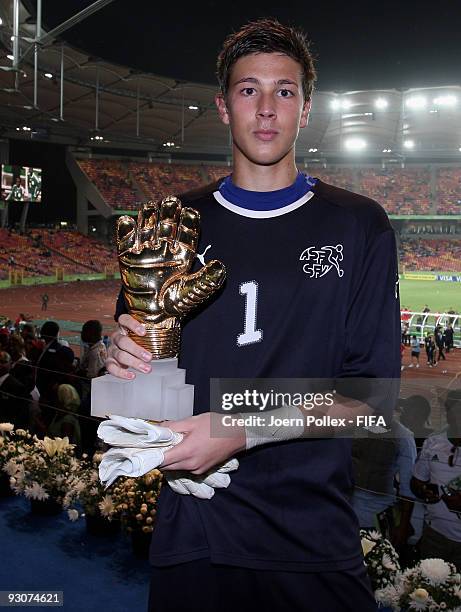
xmin=435 ymin=325 xmax=446 ymax=362
xmin=352 ymin=419 xmax=417 ymax=554
xmin=80 ymin=320 xmax=107 ymax=379
xmin=445 ymin=324 xmax=454 ymax=353
xmin=41 ymin=293 xmax=49 ymax=311
xmin=425 ymin=333 xmax=436 ymax=367
xmin=399 ymin=395 xmax=434 ymax=452
xmin=0 ymin=350 xmax=31 ymax=429
xmin=408 ymin=334 xmax=421 ymax=368
xmin=411 ymin=390 xmax=461 ymax=570
xmin=48 ymin=383 xmax=82 ymax=455
xmin=8 ymin=334 xmax=36 ymax=396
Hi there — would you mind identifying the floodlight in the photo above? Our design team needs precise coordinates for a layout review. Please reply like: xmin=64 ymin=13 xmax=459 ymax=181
xmin=403 ymin=139 xmax=415 ymax=149
xmin=433 ymin=94 xmax=457 ymax=107
xmin=344 ymin=137 xmax=366 ymax=151
xmin=44 ymin=72 xmax=53 ymax=79
xmin=375 ymin=98 xmax=388 ymax=110
xmin=405 ymin=96 xmax=426 ymax=110
xmin=0 ymin=17 xmax=3 ymax=25
xmin=341 ymin=100 xmax=351 ymax=110
xmin=7 ymin=54 xmax=14 ymax=60
xmin=330 ymin=99 xmax=341 ymax=111
xmin=188 ymin=105 xmax=198 ymax=110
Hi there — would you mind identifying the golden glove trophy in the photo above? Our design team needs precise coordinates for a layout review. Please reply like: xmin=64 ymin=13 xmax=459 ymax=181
xmin=91 ymin=196 xmax=226 ymax=421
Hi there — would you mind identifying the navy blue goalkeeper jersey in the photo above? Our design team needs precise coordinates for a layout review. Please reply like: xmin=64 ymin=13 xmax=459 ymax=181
xmin=114 ymin=176 xmax=401 ymax=571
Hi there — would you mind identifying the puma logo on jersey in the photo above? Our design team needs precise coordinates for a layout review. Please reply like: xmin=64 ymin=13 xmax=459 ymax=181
xmin=299 ymin=244 xmax=344 ymax=278
xmin=196 ymin=244 xmax=212 ymax=266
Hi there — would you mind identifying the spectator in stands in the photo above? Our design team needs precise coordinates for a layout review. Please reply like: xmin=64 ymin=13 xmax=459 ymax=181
xmin=0 ymin=328 xmax=9 ymax=351
xmin=21 ymin=324 xmax=43 ymax=364
xmin=411 ymin=390 xmax=461 ymax=569
xmin=409 ymin=335 xmax=421 ymax=368
xmin=399 ymin=395 xmax=434 ymax=451
xmin=8 ymin=335 xmax=36 ymax=396
xmin=351 ymin=419 xmax=417 ymax=553
xmin=0 ymin=350 xmax=30 ymax=429
xmin=48 ymin=384 xmax=82 ymax=456
xmin=80 ymin=320 xmax=107 ymax=379
xmin=36 ymin=321 xmax=65 ymax=425
xmin=435 ymin=325 xmax=447 ymax=362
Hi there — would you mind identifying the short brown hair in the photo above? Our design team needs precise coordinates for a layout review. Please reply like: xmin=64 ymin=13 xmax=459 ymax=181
xmin=216 ymin=18 xmax=316 ymax=101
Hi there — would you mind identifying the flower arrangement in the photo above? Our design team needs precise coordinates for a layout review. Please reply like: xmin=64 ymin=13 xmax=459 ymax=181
xmin=394 ymin=558 xmax=461 ymax=611
xmin=1 ymin=424 xmax=37 ymax=494
xmin=7 ymin=434 xmax=78 ymax=505
xmin=361 ymin=529 xmax=401 ymax=596
xmin=110 ymin=470 xmax=163 ymax=535
xmin=0 ymin=423 xmax=35 ymax=470
xmin=63 ymin=451 xmax=119 ymax=523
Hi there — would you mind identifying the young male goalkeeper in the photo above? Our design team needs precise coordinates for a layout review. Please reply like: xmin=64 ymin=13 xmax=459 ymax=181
xmin=107 ymin=18 xmax=401 ymax=612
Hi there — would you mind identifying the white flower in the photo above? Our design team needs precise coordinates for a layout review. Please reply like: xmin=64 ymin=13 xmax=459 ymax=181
xmin=367 ymin=529 xmax=381 ymax=541
xmin=0 ymin=423 xmax=14 ymax=432
xmin=15 ymin=429 xmax=27 ymax=436
xmin=409 ymin=588 xmax=430 ymax=610
xmin=73 ymin=480 xmax=86 ymax=494
xmin=3 ymin=459 xmax=19 ymax=476
xmin=98 ymin=495 xmax=115 ymax=517
xmin=67 ymin=509 xmax=79 ymax=522
xmin=375 ymin=584 xmax=400 ymax=607
xmin=24 ymin=482 xmax=49 ymax=501
xmin=420 ymin=559 xmax=452 ymax=585
xmin=382 ymin=553 xmax=397 ymax=571
xmin=361 ymin=537 xmax=376 ymax=557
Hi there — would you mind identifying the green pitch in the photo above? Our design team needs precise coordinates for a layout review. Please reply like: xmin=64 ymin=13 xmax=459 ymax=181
xmin=400 ymin=278 xmax=461 ymax=313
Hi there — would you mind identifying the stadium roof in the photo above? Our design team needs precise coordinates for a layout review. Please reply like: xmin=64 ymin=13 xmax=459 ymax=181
xmin=0 ymin=1 xmax=461 ymax=161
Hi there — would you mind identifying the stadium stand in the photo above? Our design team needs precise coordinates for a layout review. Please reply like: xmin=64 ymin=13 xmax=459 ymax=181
xmin=128 ymin=163 xmax=204 ymax=202
xmin=0 ymin=229 xmax=116 ymax=279
xmin=308 ymin=166 xmax=355 ymax=192
xmin=436 ymin=167 xmax=461 ymax=214
xmin=399 ymin=238 xmax=461 ymax=272
xmin=77 ymin=159 xmax=140 ymax=210
xmin=76 ymin=159 xmax=461 ymax=216
xmin=357 ymin=167 xmax=432 ymax=214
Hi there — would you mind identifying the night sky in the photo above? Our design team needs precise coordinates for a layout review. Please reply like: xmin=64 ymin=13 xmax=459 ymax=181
xmin=25 ymin=0 xmax=461 ymax=91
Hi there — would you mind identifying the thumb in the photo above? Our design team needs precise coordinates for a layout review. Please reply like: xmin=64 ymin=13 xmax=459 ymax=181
xmin=162 ymin=260 xmax=226 ymax=316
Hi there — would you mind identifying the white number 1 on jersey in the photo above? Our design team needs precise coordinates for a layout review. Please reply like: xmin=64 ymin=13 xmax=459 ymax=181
xmin=237 ymin=281 xmax=263 ymax=346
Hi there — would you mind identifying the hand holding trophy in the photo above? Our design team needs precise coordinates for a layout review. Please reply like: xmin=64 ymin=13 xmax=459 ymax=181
xmin=92 ymin=196 xmax=226 ymax=421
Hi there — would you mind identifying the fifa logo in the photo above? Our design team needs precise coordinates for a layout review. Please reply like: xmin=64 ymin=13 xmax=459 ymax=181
xmin=299 ymin=244 xmax=344 ymax=278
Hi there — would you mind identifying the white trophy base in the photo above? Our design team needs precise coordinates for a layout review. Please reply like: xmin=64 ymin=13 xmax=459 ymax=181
xmin=91 ymin=358 xmax=194 ymax=421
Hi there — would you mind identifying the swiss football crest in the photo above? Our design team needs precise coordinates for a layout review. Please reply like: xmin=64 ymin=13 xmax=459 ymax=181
xmin=299 ymin=244 xmax=344 ymax=278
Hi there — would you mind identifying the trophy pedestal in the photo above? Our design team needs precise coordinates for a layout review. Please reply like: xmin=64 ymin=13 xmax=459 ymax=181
xmin=91 ymin=358 xmax=194 ymax=421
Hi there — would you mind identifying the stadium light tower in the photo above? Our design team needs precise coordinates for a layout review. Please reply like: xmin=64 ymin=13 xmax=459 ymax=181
xmin=405 ymin=96 xmax=427 ymax=110
xmin=375 ymin=98 xmax=388 ymax=110
xmin=344 ymin=137 xmax=367 ymax=152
